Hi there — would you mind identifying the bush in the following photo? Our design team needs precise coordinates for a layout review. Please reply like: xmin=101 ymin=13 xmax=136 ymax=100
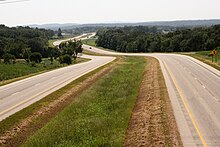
xmin=59 ymin=54 xmax=72 ymax=65
xmin=30 ymin=52 xmax=42 ymax=63
xmin=3 ymin=53 xmax=16 ymax=64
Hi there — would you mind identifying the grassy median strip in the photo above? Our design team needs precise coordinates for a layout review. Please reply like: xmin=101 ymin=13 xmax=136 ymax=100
xmin=22 ymin=57 xmax=145 ymax=146
xmin=0 ymin=58 xmax=116 ymax=147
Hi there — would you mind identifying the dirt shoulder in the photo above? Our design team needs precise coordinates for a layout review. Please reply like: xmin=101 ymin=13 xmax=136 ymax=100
xmin=0 ymin=59 xmax=118 ymax=147
xmin=124 ymin=57 xmax=183 ymax=147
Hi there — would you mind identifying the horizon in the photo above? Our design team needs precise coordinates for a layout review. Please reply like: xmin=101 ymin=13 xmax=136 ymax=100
xmin=1 ymin=18 xmax=220 ymax=27
xmin=0 ymin=0 xmax=220 ymax=27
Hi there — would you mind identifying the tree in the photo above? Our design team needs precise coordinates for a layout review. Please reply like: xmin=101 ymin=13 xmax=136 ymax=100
xmin=0 ymin=40 xmax=5 ymax=63
xmin=3 ymin=53 xmax=16 ymax=64
xmin=59 ymin=54 xmax=72 ymax=65
xmin=205 ymin=39 xmax=215 ymax=50
xmin=58 ymin=28 xmax=62 ymax=37
xmin=59 ymin=40 xmax=82 ymax=60
xmin=30 ymin=52 xmax=42 ymax=63
xmin=47 ymin=47 xmax=60 ymax=64
xmin=21 ymin=48 xmax=31 ymax=63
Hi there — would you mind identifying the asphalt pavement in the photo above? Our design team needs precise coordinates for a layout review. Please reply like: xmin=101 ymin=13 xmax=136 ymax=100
xmin=83 ymin=44 xmax=220 ymax=147
xmin=0 ymin=37 xmax=219 ymax=146
xmin=0 ymin=43 xmax=115 ymax=121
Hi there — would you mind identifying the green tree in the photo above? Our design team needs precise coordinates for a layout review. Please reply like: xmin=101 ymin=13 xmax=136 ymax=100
xmin=30 ymin=52 xmax=42 ymax=63
xmin=59 ymin=54 xmax=72 ymax=65
xmin=47 ymin=47 xmax=61 ymax=64
xmin=205 ymin=39 xmax=215 ymax=50
xmin=22 ymin=48 xmax=31 ymax=63
xmin=58 ymin=28 xmax=63 ymax=37
xmin=3 ymin=53 xmax=16 ymax=64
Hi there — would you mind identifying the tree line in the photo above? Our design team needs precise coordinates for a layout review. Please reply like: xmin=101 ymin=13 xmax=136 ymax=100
xmin=0 ymin=25 xmax=54 ymax=62
xmin=0 ymin=25 xmax=82 ymax=64
xmin=96 ymin=25 xmax=220 ymax=52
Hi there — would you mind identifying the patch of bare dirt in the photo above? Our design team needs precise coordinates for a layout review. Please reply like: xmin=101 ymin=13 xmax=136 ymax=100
xmin=0 ymin=59 xmax=119 ymax=147
xmin=124 ymin=57 xmax=183 ymax=147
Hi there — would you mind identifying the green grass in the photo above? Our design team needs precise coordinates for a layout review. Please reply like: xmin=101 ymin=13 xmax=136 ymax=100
xmin=0 ymin=58 xmax=115 ymax=137
xmin=48 ymin=35 xmax=76 ymax=47
xmin=0 ymin=58 xmax=89 ymax=85
xmin=22 ymin=57 xmax=146 ymax=147
xmin=82 ymin=38 xmax=97 ymax=46
xmin=186 ymin=50 xmax=220 ymax=71
xmin=82 ymin=38 xmax=117 ymax=53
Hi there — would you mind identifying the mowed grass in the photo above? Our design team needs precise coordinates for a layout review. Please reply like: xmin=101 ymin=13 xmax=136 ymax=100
xmin=22 ymin=57 xmax=146 ymax=147
xmin=187 ymin=50 xmax=220 ymax=70
xmin=82 ymin=38 xmax=117 ymax=53
xmin=48 ymin=35 xmax=76 ymax=47
xmin=0 ymin=58 xmax=89 ymax=84
xmin=82 ymin=38 xmax=97 ymax=46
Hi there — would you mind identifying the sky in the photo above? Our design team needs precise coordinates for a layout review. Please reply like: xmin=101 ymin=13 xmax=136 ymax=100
xmin=0 ymin=0 xmax=220 ymax=26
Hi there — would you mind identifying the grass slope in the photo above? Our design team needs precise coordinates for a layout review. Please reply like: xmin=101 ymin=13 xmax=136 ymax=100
xmin=82 ymin=38 xmax=97 ymax=46
xmin=0 ymin=58 xmax=88 ymax=85
xmin=186 ymin=51 xmax=220 ymax=71
xmin=22 ymin=57 xmax=146 ymax=147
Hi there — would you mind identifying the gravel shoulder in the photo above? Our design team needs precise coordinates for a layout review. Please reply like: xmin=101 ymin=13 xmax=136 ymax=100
xmin=124 ymin=57 xmax=183 ymax=147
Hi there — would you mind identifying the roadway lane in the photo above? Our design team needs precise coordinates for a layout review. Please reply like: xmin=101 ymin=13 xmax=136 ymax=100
xmin=83 ymin=45 xmax=220 ymax=146
xmin=0 ymin=48 xmax=115 ymax=121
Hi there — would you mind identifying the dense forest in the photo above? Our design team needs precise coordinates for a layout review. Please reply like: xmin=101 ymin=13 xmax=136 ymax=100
xmin=0 ymin=25 xmax=54 ymax=60
xmin=96 ymin=25 xmax=220 ymax=52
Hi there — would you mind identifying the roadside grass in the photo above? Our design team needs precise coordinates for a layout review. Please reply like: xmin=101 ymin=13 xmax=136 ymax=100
xmin=185 ymin=50 xmax=220 ymax=71
xmin=0 ymin=58 xmax=116 ymax=137
xmin=48 ymin=35 xmax=76 ymax=47
xmin=22 ymin=57 xmax=146 ymax=147
xmin=0 ymin=58 xmax=89 ymax=86
xmin=82 ymin=38 xmax=117 ymax=53
xmin=82 ymin=38 xmax=97 ymax=46
xmin=82 ymin=49 xmax=105 ymax=56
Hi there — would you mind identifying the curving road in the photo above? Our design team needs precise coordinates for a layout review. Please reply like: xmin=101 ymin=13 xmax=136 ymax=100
xmin=1 ymin=34 xmax=220 ymax=146
xmin=83 ymin=44 xmax=220 ymax=147
xmin=0 ymin=36 xmax=115 ymax=121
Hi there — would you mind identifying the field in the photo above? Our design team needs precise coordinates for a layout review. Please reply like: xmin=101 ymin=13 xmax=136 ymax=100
xmin=0 ymin=58 xmax=89 ymax=85
xmin=22 ymin=57 xmax=146 ymax=146
xmin=82 ymin=38 xmax=97 ymax=46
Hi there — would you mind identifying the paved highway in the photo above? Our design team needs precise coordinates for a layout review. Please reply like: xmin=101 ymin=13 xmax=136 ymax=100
xmin=0 ymin=36 xmax=115 ymax=121
xmin=83 ymin=45 xmax=220 ymax=147
xmin=1 ymin=34 xmax=219 ymax=146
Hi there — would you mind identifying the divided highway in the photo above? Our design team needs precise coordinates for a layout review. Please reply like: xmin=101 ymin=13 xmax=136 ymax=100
xmin=0 ymin=36 xmax=115 ymax=121
xmin=83 ymin=45 xmax=220 ymax=147
xmin=1 ymin=34 xmax=220 ymax=146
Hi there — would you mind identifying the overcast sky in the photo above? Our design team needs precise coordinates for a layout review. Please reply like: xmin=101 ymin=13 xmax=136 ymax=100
xmin=0 ymin=0 xmax=219 ymax=26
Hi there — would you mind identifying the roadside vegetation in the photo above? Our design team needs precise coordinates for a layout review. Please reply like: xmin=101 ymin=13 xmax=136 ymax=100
xmin=186 ymin=50 xmax=220 ymax=70
xmin=0 ymin=58 xmax=89 ymax=85
xmin=48 ymin=35 xmax=75 ymax=47
xmin=125 ymin=57 xmax=182 ymax=146
xmin=0 ymin=59 xmax=116 ymax=146
xmin=96 ymin=25 xmax=220 ymax=53
xmin=22 ymin=57 xmax=145 ymax=146
xmin=82 ymin=38 xmax=97 ymax=46
xmin=0 ymin=25 xmax=86 ymax=83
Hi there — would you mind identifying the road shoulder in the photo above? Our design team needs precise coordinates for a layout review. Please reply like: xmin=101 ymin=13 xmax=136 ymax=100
xmin=124 ymin=57 xmax=183 ymax=146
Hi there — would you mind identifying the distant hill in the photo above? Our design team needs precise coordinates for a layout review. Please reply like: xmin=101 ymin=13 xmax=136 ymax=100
xmin=28 ymin=19 xmax=220 ymax=30
xmin=29 ymin=23 xmax=79 ymax=30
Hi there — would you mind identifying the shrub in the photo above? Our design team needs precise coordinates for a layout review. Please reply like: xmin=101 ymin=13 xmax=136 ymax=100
xmin=3 ymin=53 xmax=16 ymax=64
xmin=30 ymin=52 xmax=42 ymax=63
xmin=59 ymin=54 xmax=72 ymax=65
